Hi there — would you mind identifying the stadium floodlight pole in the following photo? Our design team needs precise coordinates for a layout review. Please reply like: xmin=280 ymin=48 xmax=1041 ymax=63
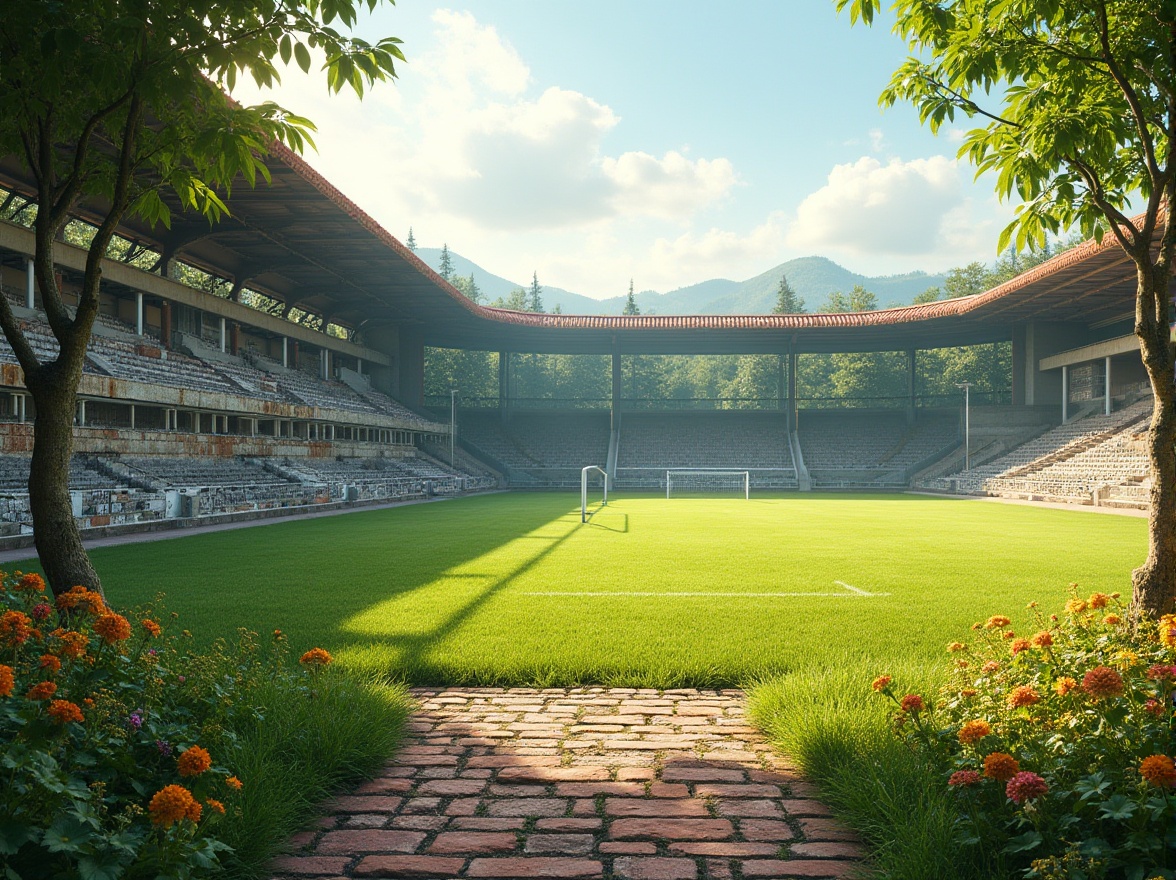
xmin=450 ymin=389 xmax=457 ymax=468
xmin=956 ymin=382 xmax=972 ymax=471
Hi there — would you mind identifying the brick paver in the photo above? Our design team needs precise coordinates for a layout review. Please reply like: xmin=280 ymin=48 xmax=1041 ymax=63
xmin=270 ymin=689 xmax=866 ymax=879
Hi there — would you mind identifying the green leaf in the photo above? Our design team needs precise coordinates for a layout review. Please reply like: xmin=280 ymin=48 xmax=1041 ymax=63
xmin=1004 ymin=831 xmax=1042 ymax=854
xmin=294 ymin=42 xmax=312 ymax=74
xmin=279 ymin=34 xmax=292 ymax=66
xmin=0 ymin=821 xmax=36 ymax=856
xmin=42 ymin=815 xmax=92 ymax=853
xmin=1098 ymin=794 xmax=1137 ymax=821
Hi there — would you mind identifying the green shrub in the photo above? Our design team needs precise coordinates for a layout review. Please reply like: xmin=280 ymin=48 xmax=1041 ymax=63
xmin=0 ymin=571 xmax=409 ymax=880
xmin=874 ymin=591 xmax=1176 ymax=879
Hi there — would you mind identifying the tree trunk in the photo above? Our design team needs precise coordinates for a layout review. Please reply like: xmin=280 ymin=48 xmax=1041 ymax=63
xmin=25 ymin=365 xmax=103 ymax=600
xmin=1131 ymin=265 xmax=1176 ymax=617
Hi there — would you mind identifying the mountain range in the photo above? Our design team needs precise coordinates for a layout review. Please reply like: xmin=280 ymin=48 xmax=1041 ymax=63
xmin=415 ymin=247 xmax=947 ymax=315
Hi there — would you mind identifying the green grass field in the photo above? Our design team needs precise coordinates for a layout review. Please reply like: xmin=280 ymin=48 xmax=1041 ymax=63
xmin=30 ymin=491 xmax=1145 ymax=686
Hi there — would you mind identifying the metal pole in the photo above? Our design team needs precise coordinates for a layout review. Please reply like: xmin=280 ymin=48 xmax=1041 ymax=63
xmin=450 ymin=389 xmax=457 ymax=467
xmin=956 ymin=381 xmax=972 ymax=471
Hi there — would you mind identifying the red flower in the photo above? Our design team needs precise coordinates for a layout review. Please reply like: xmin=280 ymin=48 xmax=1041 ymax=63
xmin=1005 ymin=771 xmax=1048 ymax=804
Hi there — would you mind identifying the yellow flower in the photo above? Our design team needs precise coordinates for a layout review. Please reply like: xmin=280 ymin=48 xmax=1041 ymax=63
xmin=1087 ymin=592 xmax=1109 ymax=609
xmin=1065 ymin=598 xmax=1088 ymax=614
xmin=1054 ymin=677 xmax=1077 ymax=696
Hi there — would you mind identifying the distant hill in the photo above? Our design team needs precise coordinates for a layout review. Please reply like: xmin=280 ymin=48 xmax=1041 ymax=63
xmin=415 ymin=248 xmax=946 ymax=315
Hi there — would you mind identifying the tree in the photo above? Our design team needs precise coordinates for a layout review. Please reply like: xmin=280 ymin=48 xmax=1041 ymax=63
xmin=406 ymin=226 xmax=417 ymax=251
xmin=840 ymin=0 xmax=1176 ymax=616
xmin=454 ymin=273 xmax=482 ymax=305
xmin=820 ymin=284 xmax=877 ymax=313
xmin=528 ymin=272 xmax=545 ymax=314
xmin=772 ymin=274 xmax=806 ymax=314
xmin=943 ymin=262 xmax=989 ymax=299
xmin=623 ymin=280 xmax=640 ymax=315
xmin=912 ymin=286 xmax=941 ymax=304
xmin=0 ymin=1 xmax=403 ymax=599
xmin=438 ymin=243 xmax=454 ymax=282
xmin=491 ymin=288 xmax=528 ymax=310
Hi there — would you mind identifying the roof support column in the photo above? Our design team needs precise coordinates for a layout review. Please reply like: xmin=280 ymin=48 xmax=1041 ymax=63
xmin=776 ymin=355 xmax=784 ymax=412
xmin=498 ymin=351 xmax=512 ymax=422
xmin=282 ymin=337 xmax=289 ymax=368
xmin=25 ymin=257 xmax=34 ymax=309
xmin=906 ymin=348 xmax=917 ymax=426
xmin=1105 ymin=356 xmax=1112 ymax=415
xmin=135 ymin=292 xmax=144 ymax=336
xmin=611 ymin=341 xmax=622 ymax=434
xmin=160 ymin=302 xmax=171 ymax=349
xmin=1062 ymin=364 xmax=1069 ymax=423
xmin=788 ymin=350 xmax=797 ymax=433
xmin=219 ymin=316 xmax=226 ymax=353
xmin=397 ymin=327 xmax=425 ymax=407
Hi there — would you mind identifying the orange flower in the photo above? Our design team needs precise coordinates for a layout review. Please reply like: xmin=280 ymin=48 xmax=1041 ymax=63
xmin=983 ymin=752 xmax=1020 ymax=782
xmin=1104 ymin=614 xmax=1123 ymax=626
xmin=205 ymin=798 xmax=226 ymax=815
xmin=0 ymin=610 xmax=33 ymax=647
xmin=47 ymin=699 xmax=84 ymax=724
xmin=1087 ymin=592 xmax=1109 ymax=610
xmin=1082 ymin=666 xmax=1125 ymax=699
xmin=299 ymin=647 xmax=333 ymax=666
xmin=1054 ymin=677 xmax=1077 ymax=696
xmin=55 ymin=586 xmax=106 ymax=616
xmin=1065 ymin=598 xmax=1088 ymax=615
xmin=960 ymin=688 xmax=978 ymax=698
xmin=0 ymin=665 xmax=13 ymax=698
xmin=871 ymin=675 xmax=892 ymax=692
xmin=15 ymin=573 xmax=45 ymax=593
xmin=982 ymin=661 xmax=1001 ymax=674
xmin=225 ymin=776 xmax=243 ymax=790
xmin=1139 ymin=755 xmax=1176 ymax=788
xmin=148 ymin=785 xmax=202 ymax=827
xmin=53 ymin=630 xmax=88 ymax=660
xmin=1011 ymin=638 xmax=1031 ymax=655
xmin=985 ymin=616 xmax=1011 ymax=629
xmin=26 ymin=680 xmax=56 ymax=701
xmin=1030 ymin=631 xmax=1053 ymax=649
xmin=93 ymin=613 xmax=132 ymax=644
xmin=900 ymin=694 xmax=925 ymax=713
xmin=1007 ymin=686 xmax=1041 ymax=709
xmin=177 ymin=745 xmax=212 ymax=777
xmin=1160 ymin=615 xmax=1176 ymax=649
xmin=947 ymin=642 xmax=967 ymax=653
xmin=141 ymin=619 xmax=162 ymax=638
xmin=39 ymin=654 xmax=61 ymax=674
xmin=958 ymin=720 xmax=991 ymax=745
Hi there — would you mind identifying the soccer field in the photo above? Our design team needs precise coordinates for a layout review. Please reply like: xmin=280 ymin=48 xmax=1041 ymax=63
xmin=47 ymin=492 xmax=1147 ymax=685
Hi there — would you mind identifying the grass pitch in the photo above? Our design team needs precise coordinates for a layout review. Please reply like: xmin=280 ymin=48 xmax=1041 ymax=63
xmin=43 ymin=492 xmax=1146 ymax=685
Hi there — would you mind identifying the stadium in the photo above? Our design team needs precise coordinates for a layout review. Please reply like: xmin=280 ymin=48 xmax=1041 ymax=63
xmin=1 ymin=5 xmax=1173 ymax=879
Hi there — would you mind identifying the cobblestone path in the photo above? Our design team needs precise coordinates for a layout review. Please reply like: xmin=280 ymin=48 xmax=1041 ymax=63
xmin=270 ymin=688 xmax=865 ymax=879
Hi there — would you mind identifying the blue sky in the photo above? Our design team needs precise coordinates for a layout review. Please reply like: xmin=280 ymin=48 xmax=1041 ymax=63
xmin=235 ymin=0 xmax=1016 ymax=298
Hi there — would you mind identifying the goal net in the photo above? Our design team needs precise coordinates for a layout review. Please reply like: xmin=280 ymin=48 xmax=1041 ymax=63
xmin=666 ymin=470 xmax=750 ymax=499
xmin=581 ymin=465 xmax=609 ymax=522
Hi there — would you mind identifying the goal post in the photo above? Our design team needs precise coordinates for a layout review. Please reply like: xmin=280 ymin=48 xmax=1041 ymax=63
xmin=666 ymin=469 xmax=750 ymax=500
xmin=581 ymin=465 xmax=609 ymax=522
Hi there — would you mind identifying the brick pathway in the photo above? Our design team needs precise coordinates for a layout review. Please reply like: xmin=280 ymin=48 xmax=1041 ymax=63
xmin=271 ymin=688 xmax=865 ymax=879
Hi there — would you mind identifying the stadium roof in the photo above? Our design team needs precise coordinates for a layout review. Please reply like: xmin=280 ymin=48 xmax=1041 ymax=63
xmin=0 ymin=145 xmax=1153 ymax=356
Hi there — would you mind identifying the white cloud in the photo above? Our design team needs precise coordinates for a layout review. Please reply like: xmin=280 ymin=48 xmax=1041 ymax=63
xmin=647 ymin=214 xmax=788 ymax=285
xmin=788 ymin=156 xmax=964 ymax=256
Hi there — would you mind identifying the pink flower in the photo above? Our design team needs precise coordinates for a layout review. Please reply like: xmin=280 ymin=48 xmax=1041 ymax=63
xmin=948 ymin=770 xmax=982 ymax=787
xmin=30 ymin=602 xmax=51 ymax=621
xmin=1146 ymin=664 xmax=1176 ymax=681
xmin=1005 ymin=771 xmax=1048 ymax=804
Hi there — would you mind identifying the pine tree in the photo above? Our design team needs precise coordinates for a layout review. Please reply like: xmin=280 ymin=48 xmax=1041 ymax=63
xmin=623 ymin=279 xmax=640 ymax=315
xmin=465 ymin=273 xmax=482 ymax=304
xmin=528 ymin=272 xmax=544 ymax=313
xmin=772 ymin=275 xmax=805 ymax=314
xmin=438 ymin=243 xmax=453 ymax=281
xmin=406 ymin=227 xmax=417 ymax=251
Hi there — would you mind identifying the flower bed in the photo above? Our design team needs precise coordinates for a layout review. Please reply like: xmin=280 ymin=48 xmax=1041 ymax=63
xmin=875 ymin=590 xmax=1176 ymax=878
xmin=0 ymin=570 xmax=358 ymax=879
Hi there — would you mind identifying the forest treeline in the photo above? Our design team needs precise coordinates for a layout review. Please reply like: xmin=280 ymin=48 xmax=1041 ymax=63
xmin=423 ymin=240 xmax=1080 ymax=409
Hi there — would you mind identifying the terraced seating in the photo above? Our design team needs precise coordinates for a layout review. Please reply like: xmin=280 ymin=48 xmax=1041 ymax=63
xmin=115 ymin=456 xmax=295 ymax=489
xmin=930 ymin=398 xmax=1153 ymax=498
xmin=0 ymin=455 xmax=116 ymax=491
xmin=277 ymin=369 xmax=380 ymax=414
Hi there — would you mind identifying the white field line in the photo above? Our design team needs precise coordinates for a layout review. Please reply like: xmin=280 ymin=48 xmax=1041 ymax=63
xmin=523 ymin=582 xmax=891 ymax=599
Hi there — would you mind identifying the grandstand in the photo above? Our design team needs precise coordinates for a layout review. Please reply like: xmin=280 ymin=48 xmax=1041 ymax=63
xmin=0 ymin=130 xmax=1166 ymax=544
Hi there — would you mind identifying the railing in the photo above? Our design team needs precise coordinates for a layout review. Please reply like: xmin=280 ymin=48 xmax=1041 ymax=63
xmin=614 ymin=467 xmax=799 ymax=489
xmin=426 ymin=392 xmax=1014 ymax=412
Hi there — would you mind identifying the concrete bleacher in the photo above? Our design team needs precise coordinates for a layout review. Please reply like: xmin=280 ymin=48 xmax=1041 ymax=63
xmin=457 ymin=412 xmax=610 ymax=486
xmin=924 ymin=397 xmax=1153 ymax=506
xmin=795 ymin=410 xmax=958 ymax=488
xmin=0 ymin=455 xmax=114 ymax=491
xmin=616 ymin=412 xmax=797 ymax=489
xmin=114 ymin=456 xmax=295 ymax=490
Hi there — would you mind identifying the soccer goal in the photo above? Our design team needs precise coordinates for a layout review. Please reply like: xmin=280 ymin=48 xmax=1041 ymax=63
xmin=581 ymin=465 xmax=609 ymax=522
xmin=666 ymin=469 xmax=750 ymax=499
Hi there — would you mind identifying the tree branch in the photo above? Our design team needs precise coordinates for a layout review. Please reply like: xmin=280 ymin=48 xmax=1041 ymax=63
xmin=1065 ymin=154 xmax=1141 ymax=254
xmin=922 ymin=75 xmax=1022 ymax=129
xmin=1095 ymin=0 xmax=1162 ymax=185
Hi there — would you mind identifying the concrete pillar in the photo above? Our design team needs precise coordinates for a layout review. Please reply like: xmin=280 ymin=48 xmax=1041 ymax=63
xmin=1105 ymin=356 xmax=1113 ymax=415
xmin=230 ymin=323 xmax=239 ymax=355
xmin=25 ymin=258 xmax=34 ymax=309
xmin=282 ymin=336 xmax=289 ymax=368
xmin=776 ymin=355 xmax=785 ymax=411
xmin=136 ymin=292 xmax=144 ymax=335
xmin=161 ymin=302 xmax=172 ymax=349
xmin=1062 ymin=364 xmax=1069 ymax=422
xmin=129 ymin=404 xmax=135 ymax=429
xmin=292 ymin=340 xmax=299 ymax=370
xmin=357 ymin=357 xmax=363 ymax=375
xmin=18 ymin=395 xmax=26 ymax=423
xmin=611 ymin=343 xmax=622 ymax=434
xmin=219 ymin=317 xmax=226 ymax=353
xmin=77 ymin=400 xmax=86 ymax=426
xmin=788 ymin=352 xmax=798 ymax=432
xmin=498 ymin=351 xmax=512 ymax=421
xmin=906 ymin=348 xmax=917 ymax=426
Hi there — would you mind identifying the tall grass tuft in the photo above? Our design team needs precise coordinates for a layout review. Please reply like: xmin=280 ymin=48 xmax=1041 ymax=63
xmin=749 ymin=662 xmax=1006 ymax=880
xmin=214 ymin=670 xmax=410 ymax=879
